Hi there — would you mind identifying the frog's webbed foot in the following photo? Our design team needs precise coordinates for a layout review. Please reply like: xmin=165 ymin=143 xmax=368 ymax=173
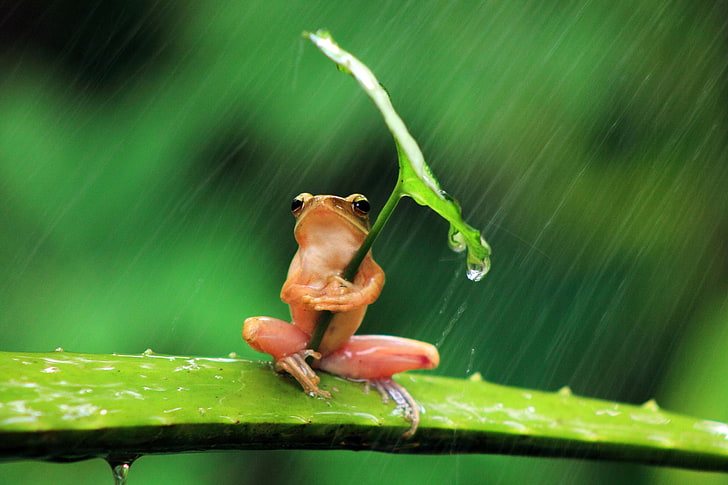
xmin=368 ymin=378 xmax=420 ymax=439
xmin=275 ymin=350 xmax=332 ymax=399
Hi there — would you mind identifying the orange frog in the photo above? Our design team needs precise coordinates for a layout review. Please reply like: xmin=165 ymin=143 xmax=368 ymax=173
xmin=243 ymin=193 xmax=439 ymax=436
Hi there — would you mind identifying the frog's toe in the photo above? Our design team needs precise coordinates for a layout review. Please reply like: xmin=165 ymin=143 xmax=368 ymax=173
xmin=369 ymin=378 xmax=421 ymax=439
xmin=275 ymin=351 xmax=332 ymax=399
xmin=306 ymin=295 xmax=359 ymax=313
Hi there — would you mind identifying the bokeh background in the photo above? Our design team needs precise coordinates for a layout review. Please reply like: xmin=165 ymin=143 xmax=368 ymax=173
xmin=1 ymin=1 xmax=726 ymax=484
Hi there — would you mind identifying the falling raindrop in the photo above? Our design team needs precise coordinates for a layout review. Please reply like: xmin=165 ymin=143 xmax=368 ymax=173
xmin=465 ymin=347 xmax=476 ymax=376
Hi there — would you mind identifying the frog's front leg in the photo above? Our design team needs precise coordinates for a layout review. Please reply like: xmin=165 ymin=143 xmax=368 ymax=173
xmin=303 ymin=259 xmax=385 ymax=312
xmin=242 ymin=316 xmax=331 ymax=398
xmin=317 ymin=335 xmax=440 ymax=437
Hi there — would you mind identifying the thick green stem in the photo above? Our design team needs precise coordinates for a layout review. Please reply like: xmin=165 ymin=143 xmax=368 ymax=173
xmin=2 ymin=351 xmax=728 ymax=471
xmin=343 ymin=184 xmax=402 ymax=281
xmin=308 ymin=184 xmax=403 ymax=351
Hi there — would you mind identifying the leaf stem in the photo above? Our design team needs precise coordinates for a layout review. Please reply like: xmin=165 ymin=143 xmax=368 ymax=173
xmin=344 ymin=183 xmax=402 ymax=280
xmin=308 ymin=183 xmax=403 ymax=351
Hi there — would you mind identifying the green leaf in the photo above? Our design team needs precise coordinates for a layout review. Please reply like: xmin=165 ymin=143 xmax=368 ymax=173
xmin=305 ymin=29 xmax=491 ymax=281
xmin=2 ymin=351 xmax=728 ymax=472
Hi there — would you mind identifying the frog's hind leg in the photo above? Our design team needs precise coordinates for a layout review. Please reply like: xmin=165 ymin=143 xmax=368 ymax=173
xmin=317 ymin=335 xmax=440 ymax=379
xmin=317 ymin=335 xmax=440 ymax=437
xmin=243 ymin=317 xmax=331 ymax=398
xmin=243 ymin=316 xmax=308 ymax=358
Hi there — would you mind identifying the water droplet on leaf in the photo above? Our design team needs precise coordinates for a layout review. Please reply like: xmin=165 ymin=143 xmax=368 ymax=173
xmin=641 ymin=399 xmax=660 ymax=411
xmin=466 ymin=250 xmax=491 ymax=281
xmin=468 ymin=371 xmax=484 ymax=382
xmin=466 ymin=262 xmax=486 ymax=281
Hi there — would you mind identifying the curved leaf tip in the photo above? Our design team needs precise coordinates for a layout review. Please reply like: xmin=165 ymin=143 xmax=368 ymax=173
xmin=306 ymin=29 xmax=491 ymax=280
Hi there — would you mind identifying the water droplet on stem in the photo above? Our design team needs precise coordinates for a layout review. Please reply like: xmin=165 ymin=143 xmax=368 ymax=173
xmin=106 ymin=455 xmax=139 ymax=485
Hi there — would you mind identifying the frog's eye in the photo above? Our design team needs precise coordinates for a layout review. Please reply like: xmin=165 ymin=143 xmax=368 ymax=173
xmin=352 ymin=195 xmax=370 ymax=216
xmin=291 ymin=195 xmax=305 ymax=215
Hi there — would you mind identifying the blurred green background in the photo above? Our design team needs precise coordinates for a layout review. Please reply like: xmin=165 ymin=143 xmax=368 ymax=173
xmin=1 ymin=1 xmax=726 ymax=483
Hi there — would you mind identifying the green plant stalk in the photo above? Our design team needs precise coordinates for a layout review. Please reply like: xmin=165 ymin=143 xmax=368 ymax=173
xmin=308 ymin=184 xmax=403 ymax=351
xmin=343 ymin=182 xmax=403 ymax=282
xmin=1 ymin=351 xmax=727 ymax=471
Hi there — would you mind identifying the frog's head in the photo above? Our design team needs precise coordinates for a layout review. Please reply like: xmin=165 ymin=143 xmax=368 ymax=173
xmin=291 ymin=193 xmax=371 ymax=245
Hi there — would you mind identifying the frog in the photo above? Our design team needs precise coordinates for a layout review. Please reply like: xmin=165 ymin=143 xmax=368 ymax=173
xmin=243 ymin=193 xmax=440 ymax=437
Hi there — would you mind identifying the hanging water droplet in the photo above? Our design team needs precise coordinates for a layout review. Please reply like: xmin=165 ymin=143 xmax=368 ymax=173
xmin=466 ymin=252 xmax=490 ymax=281
xmin=466 ymin=264 xmax=485 ymax=281
xmin=112 ymin=463 xmax=131 ymax=485
xmin=106 ymin=455 xmax=138 ymax=485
